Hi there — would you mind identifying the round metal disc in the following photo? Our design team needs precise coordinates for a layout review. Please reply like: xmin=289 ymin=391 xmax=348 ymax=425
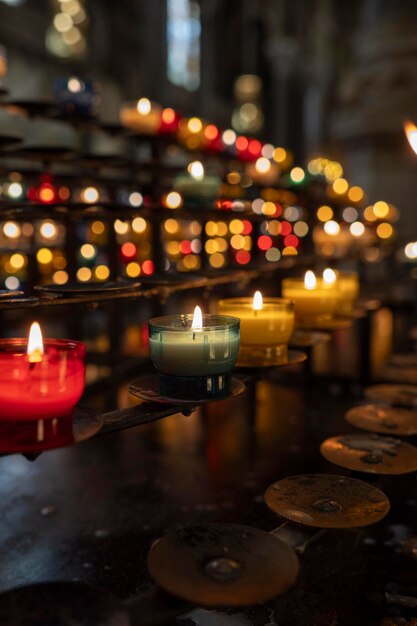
xmin=364 ymin=384 xmax=417 ymax=408
xmin=0 ymin=581 xmax=129 ymax=626
xmin=147 ymin=523 xmax=299 ymax=607
xmin=320 ymin=434 xmax=417 ymax=474
xmin=236 ymin=350 xmax=307 ymax=370
xmin=345 ymin=404 xmax=417 ymax=436
xmin=264 ymin=474 xmax=390 ymax=528
xmin=128 ymin=375 xmax=246 ymax=405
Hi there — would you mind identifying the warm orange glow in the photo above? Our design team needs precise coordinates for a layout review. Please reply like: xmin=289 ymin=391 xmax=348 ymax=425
xmin=273 ymin=147 xmax=287 ymax=163
xmin=255 ymin=157 xmax=271 ymax=174
xmin=204 ymin=124 xmax=218 ymax=140
xmin=373 ymin=201 xmax=389 ymax=218
xmin=404 ymin=119 xmax=417 ymax=155
xmin=162 ymin=108 xmax=176 ymax=123
xmin=236 ymin=136 xmax=249 ymax=151
xmin=304 ymin=270 xmax=316 ymax=290
xmin=188 ymin=117 xmax=203 ymax=133
xmin=39 ymin=187 xmax=55 ymax=203
xmin=332 ymin=178 xmax=349 ymax=195
xmin=164 ymin=191 xmax=183 ymax=209
xmin=191 ymin=305 xmax=203 ymax=330
xmin=348 ymin=186 xmax=364 ymax=203
xmin=253 ymin=290 xmax=263 ymax=310
xmin=27 ymin=322 xmax=44 ymax=363
xmin=317 ymin=206 xmax=333 ymax=222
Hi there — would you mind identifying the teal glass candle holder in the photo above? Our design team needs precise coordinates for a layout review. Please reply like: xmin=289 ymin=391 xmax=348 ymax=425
xmin=148 ymin=314 xmax=240 ymax=400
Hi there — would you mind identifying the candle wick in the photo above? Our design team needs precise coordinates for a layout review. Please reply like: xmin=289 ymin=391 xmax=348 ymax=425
xmin=28 ymin=362 xmax=37 ymax=371
xmin=193 ymin=332 xmax=196 ymax=340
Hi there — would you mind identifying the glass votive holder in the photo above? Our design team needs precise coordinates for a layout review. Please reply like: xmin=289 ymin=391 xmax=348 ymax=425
xmin=282 ymin=278 xmax=339 ymax=328
xmin=0 ymin=414 xmax=74 ymax=453
xmin=0 ymin=339 xmax=86 ymax=420
xmin=218 ymin=298 xmax=294 ymax=367
xmin=148 ymin=314 xmax=240 ymax=400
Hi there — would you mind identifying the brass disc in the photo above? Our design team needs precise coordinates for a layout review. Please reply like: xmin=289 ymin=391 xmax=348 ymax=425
xmin=320 ymin=434 xmax=417 ymax=474
xmin=264 ymin=474 xmax=390 ymax=528
xmin=147 ymin=523 xmax=299 ymax=607
xmin=364 ymin=384 xmax=417 ymax=408
xmin=345 ymin=404 xmax=417 ymax=436
xmin=0 ymin=582 xmax=129 ymax=626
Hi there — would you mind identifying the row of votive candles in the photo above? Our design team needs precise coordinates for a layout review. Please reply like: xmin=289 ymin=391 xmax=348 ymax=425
xmin=149 ymin=269 xmax=360 ymax=384
xmin=0 ymin=269 xmax=359 ymax=418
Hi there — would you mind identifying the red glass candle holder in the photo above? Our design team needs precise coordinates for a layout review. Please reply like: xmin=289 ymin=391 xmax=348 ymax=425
xmin=0 ymin=339 xmax=86 ymax=420
xmin=0 ymin=414 xmax=74 ymax=453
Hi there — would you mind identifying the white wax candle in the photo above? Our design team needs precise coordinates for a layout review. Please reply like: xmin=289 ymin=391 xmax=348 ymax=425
xmin=149 ymin=329 xmax=239 ymax=376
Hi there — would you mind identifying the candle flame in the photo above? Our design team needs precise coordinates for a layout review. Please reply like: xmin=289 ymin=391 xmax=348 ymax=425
xmin=253 ymin=290 xmax=263 ymax=310
xmin=304 ymin=270 xmax=317 ymax=290
xmin=323 ymin=268 xmax=337 ymax=285
xmin=137 ymin=97 xmax=151 ymax=115
xmin=191 ymin=305 xmax=203 ymax=330
xmin=27 ymin=321 xmax=44 ymax=363
xmin=188 ymin=160 xmax=205 ymax=181
xmin=404 ymin=119 xmax=417 ymax=155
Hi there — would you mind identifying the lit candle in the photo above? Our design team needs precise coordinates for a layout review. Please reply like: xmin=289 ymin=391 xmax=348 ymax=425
xmin=0 ymin=322 xmax=86 ymax=420
xmin=282 ymin=271 xmax=339 ymax=328
xmin=218 ymin=292 xmax=294 ymax=366
xmin=148 ymin=307 xmax=240 ymax=399
xmin=323 ymin=268 xmax=360 ymax=315
xmin=119 ymin=98 xmax=162 ymax=134
xmin=174 ymin=160 xmax=221 ymax=199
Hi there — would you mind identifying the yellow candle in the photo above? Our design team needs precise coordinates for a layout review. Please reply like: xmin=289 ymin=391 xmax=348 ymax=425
xmin=218 ymin=292 xmax=294 ymax=366
xmin=338 ymin=271 xmax=359 ymax=315
xmin=282 ymin=271 xmax=339 ymax=328
xmin=322 ymin=268 xmax=360 ymax=315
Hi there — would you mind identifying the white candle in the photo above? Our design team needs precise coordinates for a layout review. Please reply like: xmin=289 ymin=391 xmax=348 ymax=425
xmin=149 ymin=307 xmax=240 ymax=377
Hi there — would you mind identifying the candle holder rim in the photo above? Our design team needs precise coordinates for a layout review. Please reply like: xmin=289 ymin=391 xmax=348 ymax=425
xmin=149 ymin=314 xmax=240 ymax=331
xmin=218 ymin=296 xmax=293 ymax=308
xmin=282 ymin=276 xmax=338 ymax=288
xmin=0 ymin=338 xmax=86 ymax=355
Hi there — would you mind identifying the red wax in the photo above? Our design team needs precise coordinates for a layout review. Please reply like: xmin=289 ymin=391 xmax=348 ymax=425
xmin=0 ymin=339 xmax=86 ymax=420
